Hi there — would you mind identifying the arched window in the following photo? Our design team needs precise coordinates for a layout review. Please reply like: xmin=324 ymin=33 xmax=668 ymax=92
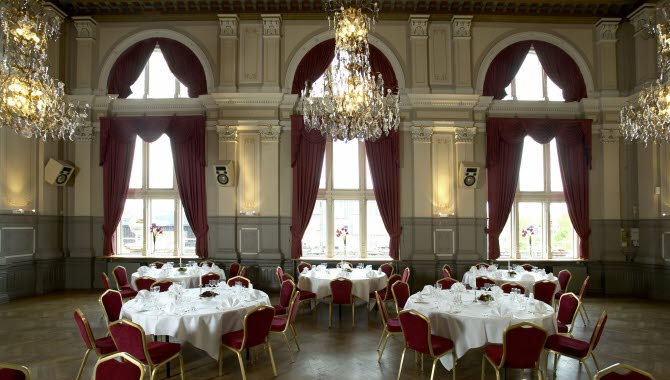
xmin=502 ymin=48 xmax=564 ymax=101
xmin=127 ymin=46 xmax=189 ymax=99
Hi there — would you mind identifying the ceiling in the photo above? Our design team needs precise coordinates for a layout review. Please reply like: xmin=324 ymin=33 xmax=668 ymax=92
xmin=50 ymin=0 xmax=646 ymax=20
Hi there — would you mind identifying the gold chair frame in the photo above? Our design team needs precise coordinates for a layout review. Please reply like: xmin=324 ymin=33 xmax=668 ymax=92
xmin=270 ymin=291 xmax=301 ymax=362
xmin=199 ymin=260 xmax=215 ymax=267
xmin=227 ymin=275 xmax=251 ymax=287
xmin=238 ymin=266 xmax=247 ymax=277
xmin=442 ymin=264 xmax=453 ymax=277
xmin=397 ymin=309 xmax=456 ymax=380
xmin=0 ymin=362 xmax=31 ymax=379
xmin=112 ymin=265 xmax=130 ymax=290
xmin=108 ymin=319 xmax=185 ymax=380
xmin=148 ymin=261 xmax=165 ymax=268
xmin=74 ymin=308 xmax=117 ymax=380
xmin=98 ymin=289 xmax=122 ymax=328
xmin=297 ymin=261 xmax=312 ymax=272
xmin=201 ymin=272 xmax=222 ymax=286
xmin=379 ymin=262 xmax=395 ymax=277
xmin=594 ymin=363 xmax=655 ymax=379
xmin=135 ymin=276 xmax=158 ymax=291
xmin=219 ymin=305 xmax=277 ymax=379
xmin=93 ymin=352 xmax=146 ymax=380
xmin=481 ymin=322 xmax=547 ymax=380
xmin=475 ymin=262 xmax=490 ymax=269
xmin=150 ymin=279 xmax=173 ymax=291
xmin=101 ymin=272 xmax=111 ymax=290
xmin=557 ymin=269 xmax=573 ymax=293
xmin=578 ymin=276 xmax=591 ymax=325
xmin=375 ymin=291 xmax=403 ymax=363
xmin=500 ymin=281 xmax=526 ymax=294
xmin=391 ymin=280 xmax=410 ymax=315
xmin=275 ymin=279 xmax=296 ymax=317
xmin=329 ymin=277 xmax=355 ymax=328
xmin=557 ymin=292 xmax=581 ymax=337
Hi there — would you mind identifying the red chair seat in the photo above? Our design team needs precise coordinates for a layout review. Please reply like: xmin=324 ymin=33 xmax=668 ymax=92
xmin=145 ymin=341 xmax=182 ymax=364
xmin=371 ymin=289 xmax=386 ymax=299
xmin=272 ymin=304 xmax=287 ymax=315
xmin=299 ymin=290 xmax=316 ymax=300
xmin=545 ymin=334 xmax=590 ymax=358
xmin=94 ymin=336 xmax=117 ymax=355
xmin=386 ymin=318 xmax=401 ymax=333
xmin=271 ymin=317 xmax=288 ymax=332
xmin=485 ymin=343 xmax=504 ymax=366
xmin=554 ymin=291 xmax=565 ymax=300
xmin=221 ymin=329 xmax=245 ymax=350
xmin=0 ymin=368 xmax=26 ymax=380
xmin=430 ymin=335 xmax=454 ymax=356
xmin=557 ymin=321 xmax=568 ymax=334
xmin=120 ymin=288 xmax=138 ymax=299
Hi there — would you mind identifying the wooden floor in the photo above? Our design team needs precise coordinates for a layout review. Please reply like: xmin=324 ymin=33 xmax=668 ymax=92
xmin=0 ymin=291 xmax=668 ymax=380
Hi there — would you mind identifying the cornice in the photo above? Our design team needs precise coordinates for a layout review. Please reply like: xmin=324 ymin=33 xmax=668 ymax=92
xmin=211 ymin=93 xmax=285 ymax=107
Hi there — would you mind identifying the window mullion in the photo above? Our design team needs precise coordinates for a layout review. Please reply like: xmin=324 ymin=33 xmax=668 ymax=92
xmin=144 ymin=60 xmax=150 ymax=99
xmin=542 ymin=71 xmax=548 ymax=101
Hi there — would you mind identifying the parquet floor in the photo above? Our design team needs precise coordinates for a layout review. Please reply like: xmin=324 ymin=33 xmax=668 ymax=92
xmin=0 ymin=291 xmax=668 ymax=380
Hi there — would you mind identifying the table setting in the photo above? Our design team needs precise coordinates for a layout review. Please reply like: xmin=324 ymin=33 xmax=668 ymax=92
xmin=297 ymin=264 xmax=387 ymax=302
xmin=121 ymin=282 xmax=270 ymax=359
xmin=462 ymin=264 xmax=560 ymax=295
xmin=404 ymin=284 xmax=557 ymax=370
xmin=130 ymin=261 xmax=226 ymax=290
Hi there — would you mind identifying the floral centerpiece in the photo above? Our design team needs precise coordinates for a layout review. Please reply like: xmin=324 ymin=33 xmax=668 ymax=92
xmin=336 ymin=225 xmax=350 ymax=263
xmin=478 ymin=293 xmax=494 ymax=303
xmin=150 ymin=223 xmax=163 ymax=254
xmin=521 ymin=225 xmax=537 ymax=257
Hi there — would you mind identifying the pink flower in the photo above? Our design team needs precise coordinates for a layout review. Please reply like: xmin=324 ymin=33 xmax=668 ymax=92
xmin=336 ymin=229 xmax=341 ymax=237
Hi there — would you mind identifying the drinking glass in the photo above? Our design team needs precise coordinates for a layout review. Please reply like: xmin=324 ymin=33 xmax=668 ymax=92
xmin=209 ymin=280 xmax=217 ymax=288
xmin=436 ymin=283 xmax=442 ymax=291
xmin=152 ymin=286 xmax=160 ymax=294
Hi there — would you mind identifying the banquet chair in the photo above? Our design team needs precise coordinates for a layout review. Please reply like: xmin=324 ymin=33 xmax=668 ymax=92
xmin=594 ymin=363 xmax=655 ymax=380
xmin=112 ymin=266 xmax=138 ymax=299
xmin=475 ymin=276 xmax=496 ymax=289
xmin=238 ymin=266 xmax=247 ymax=277
xmin=0 ymin=363 xmax=31 ymax=380
xmin=329 ymin=278 xmax=355 ymax=327
xmin=397 ymin=309 xmax=456 ymax=380
xmin=101 ymin=272 xmax=111 ymax=290
xmin=276 ymin=266 xmax=293 ymax=284
xmin=401 ymin=267 xmax=410 ymax=283
xmin=270 ymin=291 xmax=301 ymax=362
xmin=545 ymin=311 xmax=608 ymax=379
xmin=475 ymin=262 xmax=490 ymax=269
xmin=273 ymin=279 xmax=296 ymax=317
xmin=227 ymin=276 xmax=251 ymax=288
xmin=533 ymin=280 xmax=557 ymax=306
xmin=501 ymin=282 xmax=526 ymax=294
xmin=442 ymin=264 xmax=453 ymax=279
xmin=375 ymin=291 xmax=402 ymax=363
xmin=201 ymin=272 xmax=222 ymax=286
xmin=370 ymin=274 xmax=402 ymax=311
xmin=336 ymin=261 xmax=354 ymax=269
xmin=229 ymin=262 xmax=241 ymax=278
xmin=553 ymin=269 xmax=573 ymax=303
xmin=521 ymin=264 xmax=534 ymax=271
xmin=199 ymin=260 xmax=215 ymax=267
xmin=436 ymin=278 xmax=459 ymax=290
xmin=578 ymin=276 xmax=591 ymax=324
xmin=150 ymin=280 xmax=173 ymax=292
xmin=149 ymin=261 xmax=165 ymax=269
xmin=73 ymin=309 xmax=117 ymax=380
xmin=135 ymin=276 xmax=157 ymax=291
xmin=556 ymin=293 xmax=581 ymax=337
xmin=391 ymin=281 xmax=411 ymax=314
xmin=219 ymin=305 xmax=277 ymax=379
xmin=109 ymin=319 xmax=185 ymax=380
xmin=99 ymin=289 xmax=123 ymax=327
xmin=379 ymin=263 xmax=394 ymax=278
xmin=297 ymin=262 xmax=312 ymax=273
xmin=481 ymin=322 xmax=547 ymax=380
xmin=93 ymin=352 xmax=145 ymax=380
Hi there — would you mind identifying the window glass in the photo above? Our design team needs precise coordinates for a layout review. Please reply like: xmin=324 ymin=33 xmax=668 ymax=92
xmin=546 ymin=76 xmax=564 ymax=101
xmin=517 ymin=202 xmax=543 ymax=259
xmin=519 ymin=136 xmax=544 ymax=191
xmin=333 ymin=200 xmax=360 ymax=257
xmin=178 ymin=82 xmax=189 ymax=99
xmin=550 ymin=140 xmax=563 ymax=192
xmin=319 ymin=157 xmax=326 ymax=190
xmin=366 ymin=200 xmax=388 ymax=256
xmin=515 ymin=52 xmax=544 ymax=101
xmin=128 ymin=70 xmax=146 ymax=99
xmin=550 ymin=203 xmax=574 ymax=257
xmin=303 ymin=200 xmax=327 ymax=256
xmin=148 ymin=134 xmax=174 ymax=189
xmin=146 ymin=50 xmax=175 ymax=99
xmin=119 ymin=199 xmax=144 ymax=254
xmin=150 ymin=199 xmax=175 ymax=254
xmin=333 ymin=141 xmax=359 ymax=189
xmin=498 ymin=217 xmax=512 ymax=258
xmin=365 ymin=157 xmax=374 ymax=190
xmin=129 ymin=136 xmax=143 ymax=189
xmin=181 ymin=208 xmax=195 ymax=255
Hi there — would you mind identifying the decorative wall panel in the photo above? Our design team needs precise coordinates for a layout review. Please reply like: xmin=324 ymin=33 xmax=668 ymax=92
xmin=239 ymin=24 xmax=262 ymax=84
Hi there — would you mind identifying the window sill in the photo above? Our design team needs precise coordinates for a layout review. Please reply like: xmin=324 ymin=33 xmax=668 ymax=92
xmin=296 ymin=256 xmax=396 ymax=262
xmin=495 ymin=258 xmax=588 ymax=263
xmin=97 ymin=254 xmax=199 ymax=260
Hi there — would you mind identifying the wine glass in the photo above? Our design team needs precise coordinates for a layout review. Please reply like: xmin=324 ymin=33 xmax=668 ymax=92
xmin=209 ymin=279 xmax=217 ymax=288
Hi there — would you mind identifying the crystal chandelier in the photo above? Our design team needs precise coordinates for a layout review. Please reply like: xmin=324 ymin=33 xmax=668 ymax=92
xmin=0 ymin=0 xmax=88 ymax=140
xmin=301 ymin=0 xmax=399 ymax=141
xmin=620 ymin=5 xmax=670 ymax=145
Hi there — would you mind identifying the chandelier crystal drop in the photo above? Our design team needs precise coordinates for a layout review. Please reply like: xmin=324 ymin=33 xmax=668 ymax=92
xmin=0 ymin=0 xmax=88 ymax=140
xmin=620 ymin=4 xmax=670 ymax=145
xmin=301 ymin=0 xmax=399 ymax=141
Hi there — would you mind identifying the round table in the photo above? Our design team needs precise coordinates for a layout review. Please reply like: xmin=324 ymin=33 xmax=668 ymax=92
xmin=462 ymin=270 xmax=560 ymax=296
xmin=404 ymin=289 xmax=557 ymax=370
xmin=121 ymin=287 xmax=270 ymax=359
xmin=130 ymin=266 xmax=226 ymax=290
xmin=297 ymin=268 xmax=387 ymax=302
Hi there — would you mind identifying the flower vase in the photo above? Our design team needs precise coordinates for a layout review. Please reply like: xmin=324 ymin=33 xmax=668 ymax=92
xmin=152 ymin=236 xmax=156 ymax=255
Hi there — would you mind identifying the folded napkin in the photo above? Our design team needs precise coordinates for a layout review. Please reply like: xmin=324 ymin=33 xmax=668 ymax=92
xmin=221 ymin=298 xmax=242 ymax=308
xmin=490 ymin=302 xmax=509 ymax=317
xmin=486 ymin=266 xmax=496 ymax=272
xmin=168 ymin=282 xmax=184 ymax=294
xmin=134 ymin=290 xmax=151 ymax=310
xmin=302 ymin=267 xmax=309 ymax=274
xmin=469 ymin=266 xmax=476 ymax=273
xmin=546 ymin=273 xmax=556 ymax=281
xmin=421 ymin=285 xmax=434 ymax=295
xmin=491 ymin=286 xmax=504 ymax=299
xmin=248 ymin=290 xmax=261 ymax=300
xmin=365 ymin=265 xmax=373 ymax=270
xmin=529 ymin=300 xmax=547 ymax=313
xmin=451 ymin=283 xmax=466 ymax=293
xmin=137 ymin=266 xmax=149 ymax=275
xmin=520 ymin=273 xmax=535 ymax=282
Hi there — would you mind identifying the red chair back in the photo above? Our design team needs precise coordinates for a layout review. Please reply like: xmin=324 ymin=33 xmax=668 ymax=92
xmin=436 ymin=278 xmax=459 ymax=290
xmin=100 ymin=289 xmax=123 ymax=324
xmin=242 ymin=306 xmax=275 ymax=348
xmin=109 ymin=320 xmax=149 ymax=363
xmin=401 ymin=267 xmax=410 ymax=283
xmin=442 ymin=268 xmax=452 ymax=279
xmin=476 ymin=262 xmax=489 ymax=269
xmin=375 ymin=291 xmax=390 ymax=325
xmin=0 ymin=365 xmax=29 ymax=380
xmin=500 ymin=322 xmax=547 ymax=369
xmin=392 ymin=281 xmax=410 ymax=309
xmin=101 ymin=272 xmax=111 ymax=290
xmin=113 ymin=266 xmax=130 ymax=289
xmin=533 ymin=280 xmax=556 ymax=305
xmin=135 ymin=276 xmax=156 ymax=291
xmin=578 ymin=276 xmax=590 ymax=300
xmin=379 ymin=263 xmax=394 ymax=278
xmin=73 ymin=309 xmax=96 ymax=350
xmin=385 ymin=274 xmax=402 ymax=301
xmin=201 ymin=272 xmax=222 ymax=286
xmin=476 ymin=276 xmax=496 ymax=289
xmin=200 ymin=260 xmax=215 ymax=267
xmin=276 ymin=266 xmax=284 ymax=283
xmin=442 ymin=264 xmax=453 ymax=278
xmin=398 ymin=310 xmax=432 ymax=355
xmin=501 ymin=282 xmax=526 ymax=294
xmin=149 ymin=262 xmax=164 ymax=269
xmin=589 ymin=311 xmax=608 ymax=351
xmin=229 ymin=262 xmax=241 ymax=278
xmin=151 ymin=280 xmax=173 ymax=292
xmin=330 ymin=278 xmax=353 ymax=305
xmin=94 ymin=352 xmax=144 ymax=380
xmin=279 ymin=280 xmax=296 ymax=308
xmin=595 ymin=363 xmax=654 ymax=380
xmin=557 ymin=270 xmax=572 ymax=292
xmin=288 ymin=292 xmax=301 ymax=325
xmin=556 ymin=293 xmax=580 ymax=327
xmin=227 ymin=276 xmax=250 ymax=288
xmin=238 ymin=266 xmax=247 ymax=277
xmin=298 ymin=262 xmax=312 ymax=272
xmin=521 ymin=264 xmax=533 ymax=271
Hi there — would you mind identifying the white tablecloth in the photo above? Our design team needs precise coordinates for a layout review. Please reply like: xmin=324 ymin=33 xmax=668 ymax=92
xmin=297 ymin=268 xmax=387 ymax=302
xmin=121 ymin=287 xmax=269 ymax=359
xmin=130 ymin=266 xmax=226 ymax=290
xmin=462 ymin=269 xmax=559 ymax=296
xmin=404 ymin=289 xmax=557 ymax=370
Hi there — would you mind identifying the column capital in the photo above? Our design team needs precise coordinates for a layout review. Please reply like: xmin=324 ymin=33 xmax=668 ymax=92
xmin=217 ymin=126 xmax=238 ymax=142
xmin=595 ymin=18 xmax=621 ymax=43
xmin=260 ymin=125 xmax=282 ymax=142
xmin=43 ymin=2 xmax=67 ymax=28
xmin=628 ymin=4 xmax=656 ymax=38
xmin=601 ymin=128 xmax=621 ymax=143
xmin=411 ymin=126 xmax=433 ymax=142
xmin=409 ymin=15 xmax=430 ymax=38
xmin=218 ymin=14 xmax=239 ymax=38
xmin=262 ymin=14 xmax=282 ymax=37
xmin=451 ymin=15 xmax=473 ymax=38
xmin=72 ymin=16 xmax=97 ymax=41
xmin=455 ymin=126 xmax=476 ymax=143
xmin=74 ymin=125 xmax=94 ymax=143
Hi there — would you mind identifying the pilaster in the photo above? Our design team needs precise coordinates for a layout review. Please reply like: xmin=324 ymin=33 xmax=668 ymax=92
xmin=409 ymin=15 xmax=430 ymax=93
xmin=262 ymin=15 xmax=282 ymax=92
xmin=43 ymin=3 xmax=66 ymax=80
xmin=218 ymin=14 xmax=239 ymax=92
xmin=595 ymin=18 xmax=621 ymax=96
xmin=628 ymin=4 xmax=658 ymax=87
xmin=72 ymin=16 xmax=97 ymax=95
xmin=412 ymin=126 xmax=433 ymax=217
xmin=451 ymin=16 xmax=473 ymax=93
xmin=601 ymin=129 xmax=621 ymax=219
xmin=260 ymin=126 xmax=281 ymax=216
xmin=454 ymin=126 xmax=476 ymax=218
xmin=216 ymin=126 xmax=238 ymax=217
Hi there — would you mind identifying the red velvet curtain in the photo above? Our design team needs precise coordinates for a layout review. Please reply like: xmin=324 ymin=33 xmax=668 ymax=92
xmin=533 ymin=41 xmax=587 ymax=102
xmin=486 ymin=117 xmax=592 ymax=260
xmin=369 ymin=44 xmax=398 ymax=94
xmin=290 ymin=116 xmax=326 ymax=259
xmin=291 ymin=40 xmax=336 ymax=94
xmin=100 ymin=115 xmax=209 ymax=257
xmin=483 ymin=41 xmax=532 ymax=100
xmin=107 ymin=38 xmax=207 ymax=99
